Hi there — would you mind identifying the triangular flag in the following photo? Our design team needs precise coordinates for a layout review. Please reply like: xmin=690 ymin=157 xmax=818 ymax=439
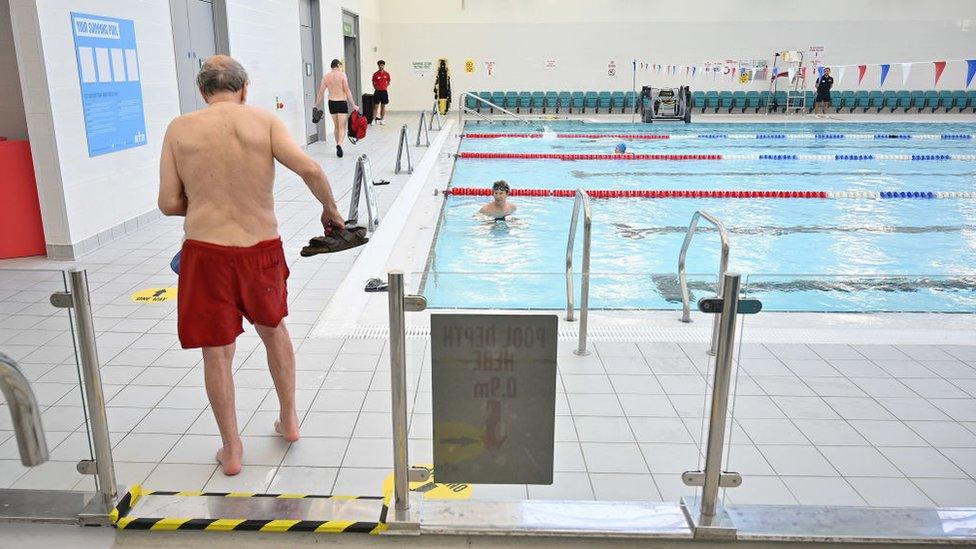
xmin=967 ymin=59 xmax=976 ymax=87
xmin=879 ymin=64 xmax=890 ymax=87
xmin=857 ymin=65 xmax=867 ymax=85
xmin=901 ymin=63 xmax=912 ymax=86
xmin=836 ymin=66 xmax=847 ymax=84
xmin=934 ymin=60 xmax=947 ymax=86
xmin=817 ymin=66 xmax=825 ymax=79
xmin=692 ymin=66 xmax=697 ymax=78
xmin=772 ymin=67 xmax=780 ymax=79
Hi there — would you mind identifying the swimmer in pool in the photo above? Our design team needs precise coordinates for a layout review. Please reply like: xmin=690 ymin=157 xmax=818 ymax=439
xmin=479 ymin=180 xmax=517 ymax=219
xmin=613 ymin=142 xmax=634 ymax=155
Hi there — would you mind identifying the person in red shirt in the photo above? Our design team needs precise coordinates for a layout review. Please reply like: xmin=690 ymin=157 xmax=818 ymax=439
xmin=371 ymin=60 xmax=391 ymax=124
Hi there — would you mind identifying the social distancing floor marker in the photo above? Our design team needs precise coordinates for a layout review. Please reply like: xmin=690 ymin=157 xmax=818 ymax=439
xmin=111 ymin=484 xmax=388 ymax=534
xmin=381 ymin=464 xmax=473 ymax=502
xmin=130 ymin=287 xmax=177 ymax=303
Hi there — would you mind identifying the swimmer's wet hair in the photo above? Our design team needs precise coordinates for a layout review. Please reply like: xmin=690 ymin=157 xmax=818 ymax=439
xmin=331 ymin=59 xmax=342 ymax=68
xmin=492 ymin=180 xmax=510 ymax=193
xmin=197 ymin=55 xmax=249 ymax=97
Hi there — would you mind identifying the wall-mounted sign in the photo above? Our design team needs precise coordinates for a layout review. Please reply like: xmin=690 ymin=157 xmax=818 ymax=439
xmin=465 ymin=59 xmax=475 ymax=73
xmin=484 ymin=60 xmax=495 ymax=77
xmin=608 ymin=60 xmax=617 ymax=77
xmin=431 ymin=313 xmax=557 ymax=485
xmin=411 ymin=60 xmax=433 ymax=76
xmin=70 ymin=12 xmax=147 ymax=157
xmin=545 ymin=59 xmax=557 ymax=70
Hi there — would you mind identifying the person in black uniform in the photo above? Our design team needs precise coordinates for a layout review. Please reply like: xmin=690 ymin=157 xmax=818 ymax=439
xmin=813 ymin=67 xmax=834 ymax=115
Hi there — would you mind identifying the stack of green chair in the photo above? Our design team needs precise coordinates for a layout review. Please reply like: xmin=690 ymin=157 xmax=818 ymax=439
xmin=909 ymin=90 xmax=925 ymax=111
xmin=895 ymin=91 xmax=913 ymax=111
xmin=557 ymin=92 xmax=572 ymax=113
xmin=691 ymin=91 xmax=706 ymax=112
xmin=921 ymin=91 xmax=940 ymax=112
xmin=804 ymin=91 xmax=815 ymax=112
xmin=624 ymin=91 xmax=637 ymax=113
xmin=731 ymin=91 xmax=747 ymax=112
xmin=835 ymin=91 xmax=854 ymax=112
xmin=718 ymin=91 xmax=734 ymax=112
xmin=937 ymin=91 xmax=954 ymax=112
xmin=948 ymin=90 xmax=966 ymax=112
xmin=854 ymin=91 xmax=870 ymax=112
xmin=882 ymin=91 xmax=898 ymax=111
xmin=758 ymin=91 xmax=770 ymax=111
xmin=868 ymin=91 xmax=884 ymax=112
xmin=571 ymin=92 xmax=585 ymax=112
xmin=610 ymin=91 xmax=625 ymax=113
xmin=490 ymin=92 xmax=506 ymax=112
xmin=966 ymin=90 xmax=976 ymax=112
xmin=745 ymin=91 xmax=761 ymax=112
xmin=544 ymin=92 xmax=558 ymax=113
xmin=597 ymin=91 xmax=612 ymax=113
xmin=704 ymin=91 xmax=720 ymax=112
xmin=584 ymin=91 xmax=599 ymax=112
xmin=516 ymin=92 xmax=531 ymax=112
xmin=531 ymin=92 xmax=545 ymax=112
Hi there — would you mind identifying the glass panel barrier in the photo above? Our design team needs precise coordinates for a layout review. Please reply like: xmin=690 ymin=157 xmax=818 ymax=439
xmin=0 ymin=268 xmax=95 ymax=493
xmin=408 ymin=270 xmax=719 ymax=503
xmin=724 ymin=273 xmax=976 ymax=509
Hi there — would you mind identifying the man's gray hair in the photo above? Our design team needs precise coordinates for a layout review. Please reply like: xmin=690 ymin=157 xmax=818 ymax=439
xmin=196 ymin=55 xmax=249 ymax=97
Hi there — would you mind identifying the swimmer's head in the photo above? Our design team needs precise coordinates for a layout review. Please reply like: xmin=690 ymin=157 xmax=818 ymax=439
xmin=197 ymin=55 xmax=249 ymax=103
xmin=492 ymin=180 xmax=510 ymax=201
xmin=614 ymin=143 xmax=627 ymax=154
xmin=331 ymin=59 xmax=342 ymax=69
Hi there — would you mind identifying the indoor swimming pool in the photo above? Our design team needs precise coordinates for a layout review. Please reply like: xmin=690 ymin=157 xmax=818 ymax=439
xmin=424 ymin=122 xmax=976 ymax=312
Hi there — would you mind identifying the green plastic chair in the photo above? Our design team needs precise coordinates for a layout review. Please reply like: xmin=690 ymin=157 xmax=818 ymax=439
xmin=543 ymin=92 xmax=558 ymax=113
xmin=772 ymin=91 xmax=787 ymax=112
xmin=488 ymin=92 xmax=503 ymax=112
xmin=731 ymin=91 xmax=747 ymax=112
xmin=584 ymin=91 xmax=599 ymax=112
xmin=624 ymin=91 xmax=637 ymax=113
xmin=882 ymin=91 xmax=898 ymax=111
xmin=909 ymin=90 xmax=925 ymax=111
xmin=610 ymin=92 xmax=625 ymax=113
xmin=529 ymin=92 xmax=544 ymax=112
xmin=837 ymin=91 xmax=855 ymax=112
xmin=597 ymin=91 xmax=612 ymax=113
xmin=854 ymin=91 xmax=870 ymax=112
xmin=803 ymin=91 xmax=815 ymax=112
xmin=517 ymin=92 xmax=531 ymax=113
xmin=692 ymin=91 xmax=706 ymax=111
xmin=557 ymin=92 xmax=572 ymax=113
xmin=895 ymin=91 xmax=912 ymax=111
xmin=704 ymin=91 xmax=720 ymax=112
xmin=868 ymin=91 xmax=884 ymax=112
xmin=949 ymin=90 xmax=966 ymax=112
xmin=758 ymin=91 xmax=770 ymax=110
xmin=966 ymin=91 xmax=976 ymax=112
xmin=571 ymin=92 xmax=585 ymax=112
xmin=938 ymin=91 xmax=954 ymax=112
xmin=718 ymin=91 xmax=734 ymax=112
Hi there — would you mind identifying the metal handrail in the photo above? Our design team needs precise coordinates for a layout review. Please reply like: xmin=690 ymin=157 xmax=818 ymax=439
xmin=457 ymin=92 xmax=531 ymax=128
xmin=0 ymin=352 xmax=48 ymax=466
xmin=565 ymin=189 xmax=592 ymax=356
xmin=678 ymin=211 xmax=730 ymax=355
xmin=416 ymin=111 xmax=430 ymax=146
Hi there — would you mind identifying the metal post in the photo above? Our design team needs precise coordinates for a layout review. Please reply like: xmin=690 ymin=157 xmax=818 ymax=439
xmin=429 ymin=101 xmax=442 ymax=130
xmin=68 ymin=270 xmax=117 ymax=510
xmin=416 ymin=111 xmax=430 ymax=147
xmin=564 ymin=190 xmax=591 ymax=356
xmin=699 ymin=272 xmax=741 ymax=522
xmin=395 ymin=125 xmax=413 ymax=174
xmin=387 ymin=271 xmax=410 ymax=516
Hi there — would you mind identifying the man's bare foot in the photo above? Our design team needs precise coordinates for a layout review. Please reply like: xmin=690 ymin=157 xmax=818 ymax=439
xmin=274 ymin=414 xmax=300 ymax=442
xmin=216 ymin=444 xmax=243 ymax=476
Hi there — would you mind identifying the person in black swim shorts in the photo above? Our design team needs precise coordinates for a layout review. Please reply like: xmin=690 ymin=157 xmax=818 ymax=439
xmin=372 ymin=60 xmax=391 ymax=124
xmin=314 ymin=59 xmax=358 ymax=157
xmin=814 ymin=67 xmax=834 ymax=116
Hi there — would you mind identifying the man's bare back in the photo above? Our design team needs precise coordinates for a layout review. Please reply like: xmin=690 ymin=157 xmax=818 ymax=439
xmin=162 ymin=103 xmax=278 ymax=247
xmin=320 ymin=70 xmax=349 ymax=102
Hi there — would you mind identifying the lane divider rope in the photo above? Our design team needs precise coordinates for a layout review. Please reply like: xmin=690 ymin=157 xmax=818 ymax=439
xmin=456 ymin=152 xmax=976 ymax=161
xmin=462 ymin=132 xmax=976 ymax=140
xmin=446 ymin=187 xmax=976 ymax=199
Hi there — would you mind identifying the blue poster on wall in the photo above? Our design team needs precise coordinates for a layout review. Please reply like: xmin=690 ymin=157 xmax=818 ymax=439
xmin=70 ymin=12 xmax=147 ymax=157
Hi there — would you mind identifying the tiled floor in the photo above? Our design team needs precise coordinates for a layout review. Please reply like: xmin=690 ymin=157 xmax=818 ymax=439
xmin=2 ymin=114 xmax=976 ymax=510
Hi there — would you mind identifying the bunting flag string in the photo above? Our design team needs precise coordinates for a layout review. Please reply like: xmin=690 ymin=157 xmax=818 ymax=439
xmin=934 ymin=60 xmax=947 ymax=86
xmin=857 ymin=65 xmax=867 ymax=85
xmin=879 ymin=64 xmax=890 ymax=87
xmin=901 ymin=63 xmax=912 ymax=86
xmin=836 ymin=66 xmax=846 ymax=84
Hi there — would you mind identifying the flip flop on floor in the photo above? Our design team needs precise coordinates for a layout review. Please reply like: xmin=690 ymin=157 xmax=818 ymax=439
xmin=301 ymin=225 xmax=369 ymax=256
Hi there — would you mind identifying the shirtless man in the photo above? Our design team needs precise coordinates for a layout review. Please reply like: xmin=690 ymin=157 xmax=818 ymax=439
xmin=158 ymin=55 xmax=345 ymax=476
xmin=479 ymin=180 xmax=517 ymax=219
xmin=315 ymin=59 xmax=359 ymax=157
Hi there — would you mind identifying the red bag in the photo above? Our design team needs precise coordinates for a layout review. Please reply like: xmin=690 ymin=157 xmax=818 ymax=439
xmin=347 ymin=110 xmax=368 ymax=144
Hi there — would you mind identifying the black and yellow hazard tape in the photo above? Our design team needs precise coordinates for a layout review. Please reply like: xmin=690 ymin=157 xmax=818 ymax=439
xmin=111 ymin=485 xmax=388 ymax=534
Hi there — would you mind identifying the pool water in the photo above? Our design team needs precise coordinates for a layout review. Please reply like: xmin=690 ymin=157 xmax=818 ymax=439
xmin=424 ymin=122 xmax=976 ymax=312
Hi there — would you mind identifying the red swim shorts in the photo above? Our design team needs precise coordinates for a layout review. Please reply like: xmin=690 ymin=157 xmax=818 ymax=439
xmin=177 ymin=238 xmax=289 ymax=349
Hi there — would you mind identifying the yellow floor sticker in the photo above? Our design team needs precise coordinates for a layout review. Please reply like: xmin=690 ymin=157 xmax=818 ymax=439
xmin=381 ymin=464 xmax=472 ymax=501
xmin=131 ymin=287 xmax=177 ymax=303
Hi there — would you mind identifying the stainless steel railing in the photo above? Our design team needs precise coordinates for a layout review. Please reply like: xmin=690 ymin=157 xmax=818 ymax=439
xmin=457 ymin=92 xmax=531 ymax=128
xmin=0 ymin=352 xmax=48 ymax=466
xmin=564 ymin=189 xmax=592 ymax=356
xmin=348 ymin=154 xmax=379 ymax=233
xmin=678 ymin=211 xmax=730 ymax=355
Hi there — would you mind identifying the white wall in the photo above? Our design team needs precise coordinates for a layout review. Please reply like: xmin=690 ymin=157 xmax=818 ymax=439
xmin=10 ymin=0 xmax=181 ymax=255
xmin=0 ymin=0 xmax=28 ymax=140
xmin=226 ymin=0 xmax=305 ymax=144
xmin=378 ymin=0 xmax=976 ymax=110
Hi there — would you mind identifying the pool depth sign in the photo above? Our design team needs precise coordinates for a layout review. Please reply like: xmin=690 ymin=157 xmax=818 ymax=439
xmin=431 ymin=314 xmax=557 ymax=484
xmin=70 ymin=12 xmax=147 ymax=157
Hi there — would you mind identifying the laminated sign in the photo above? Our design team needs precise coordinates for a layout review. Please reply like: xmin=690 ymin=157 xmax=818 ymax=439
xmin=431 ymin=314 xmax=557 ymax=484
xmin=70 ymin=12 xmax=147 ymax=157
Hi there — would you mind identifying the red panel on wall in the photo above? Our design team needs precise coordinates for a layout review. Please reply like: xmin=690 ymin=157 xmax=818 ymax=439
xmin=0 ymin=140 xmax=47 ymax=259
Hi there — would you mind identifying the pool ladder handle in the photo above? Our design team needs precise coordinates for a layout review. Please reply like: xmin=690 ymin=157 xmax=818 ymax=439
xmin=678 ymin=211 xmax=730 ymax=356
xmin=457 ymin=91 xmax=532 ymax=130
xmin=565 ymin=189 xmax=592 ymax=356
